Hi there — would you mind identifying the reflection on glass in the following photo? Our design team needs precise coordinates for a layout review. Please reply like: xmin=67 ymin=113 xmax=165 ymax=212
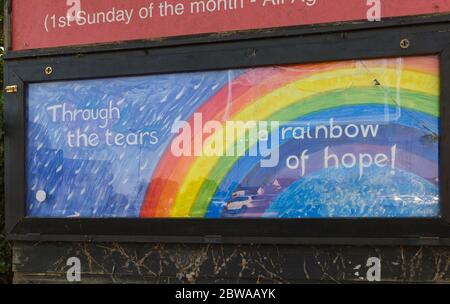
xmin=27 ymin=56 xmax=440 ymax=218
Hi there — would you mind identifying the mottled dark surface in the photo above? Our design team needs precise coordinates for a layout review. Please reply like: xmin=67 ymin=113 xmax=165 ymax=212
xmin=12 ymin=242 xmax=449 ymax=283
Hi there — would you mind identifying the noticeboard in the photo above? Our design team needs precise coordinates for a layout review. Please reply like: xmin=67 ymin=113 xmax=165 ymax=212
xmin=8 ymin=0 xmax=450 ymax=51
xmin=4 ymin=17 xmax=450 ymax=243
xmin=26 ymin=56 xmax=440 ymax=220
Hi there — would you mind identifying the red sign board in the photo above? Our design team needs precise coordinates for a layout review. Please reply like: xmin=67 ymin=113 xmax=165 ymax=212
xmin=11 ymin=0 xmax=450 ymax=51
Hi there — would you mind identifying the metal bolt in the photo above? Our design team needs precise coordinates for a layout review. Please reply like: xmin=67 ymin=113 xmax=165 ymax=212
xmin=45 ymin=66 xmax=53 ymax=75
xmin=4 ymin=85 xmax=18 ymax=93
xmin=400 ymin=39 xmax=410 ymax=49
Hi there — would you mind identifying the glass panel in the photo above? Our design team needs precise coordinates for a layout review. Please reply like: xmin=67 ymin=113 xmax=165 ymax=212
xmin=26 ymin=56 xmax=440 ymax=218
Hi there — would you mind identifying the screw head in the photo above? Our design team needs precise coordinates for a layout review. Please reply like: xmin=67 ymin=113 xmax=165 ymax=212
xmin=400 ymin=39 xmax=410 ymax=49
xmin=45 ymin=66 xmax=53 ymax=75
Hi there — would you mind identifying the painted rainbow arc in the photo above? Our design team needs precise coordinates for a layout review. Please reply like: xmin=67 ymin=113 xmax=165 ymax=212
xmin=140 ymin=56 xmax=440 ymax=218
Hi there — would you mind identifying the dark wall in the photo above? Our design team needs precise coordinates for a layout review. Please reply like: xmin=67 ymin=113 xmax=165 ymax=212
xmin=12 ymin=242 xmax=450 ymax=283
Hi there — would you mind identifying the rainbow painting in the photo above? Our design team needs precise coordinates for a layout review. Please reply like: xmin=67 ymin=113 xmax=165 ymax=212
xmin=26 ymin=56 xmax=440 ymax=218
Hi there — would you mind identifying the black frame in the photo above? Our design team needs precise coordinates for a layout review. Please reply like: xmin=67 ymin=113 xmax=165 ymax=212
xmin=4 ymin=17 xmax=450 ymax=245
